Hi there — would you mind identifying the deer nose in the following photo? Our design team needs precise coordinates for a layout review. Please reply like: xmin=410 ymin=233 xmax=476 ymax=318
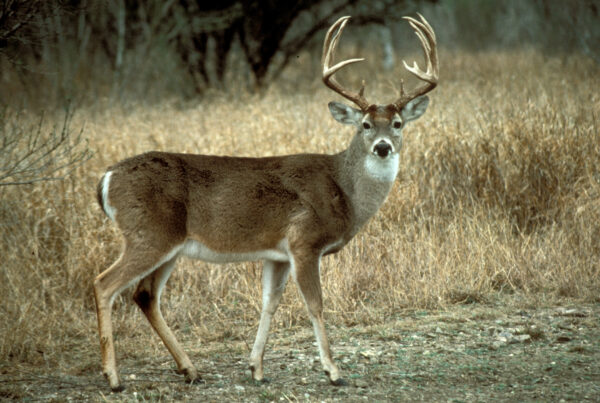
xmin=373 ymin=141 xmax=392 ymax=158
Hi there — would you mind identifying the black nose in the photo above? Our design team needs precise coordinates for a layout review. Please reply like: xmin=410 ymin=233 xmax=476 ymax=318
xmin=373 ymin=141 xmax=392 ymax=158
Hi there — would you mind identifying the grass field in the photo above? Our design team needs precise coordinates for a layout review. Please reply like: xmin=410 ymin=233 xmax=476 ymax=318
xmin=1 ymin=47 xmax=599 ymax=400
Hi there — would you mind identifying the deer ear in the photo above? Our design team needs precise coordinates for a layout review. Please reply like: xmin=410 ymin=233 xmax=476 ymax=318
xmin=328 ymin=102 xmax=363 ymax=126
xmin=401 ymin=96 xmax=429 ymax=122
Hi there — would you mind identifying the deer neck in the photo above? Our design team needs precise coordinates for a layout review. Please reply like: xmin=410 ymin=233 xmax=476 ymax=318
xmin=334 ymin=134 xmax=397 ymax=235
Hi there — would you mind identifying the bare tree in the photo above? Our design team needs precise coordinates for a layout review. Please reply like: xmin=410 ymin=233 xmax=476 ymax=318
xmin=174 ymin=0 xmax=423 ymax=91
xmin=0 ymin=0 xmax=41 ymax=59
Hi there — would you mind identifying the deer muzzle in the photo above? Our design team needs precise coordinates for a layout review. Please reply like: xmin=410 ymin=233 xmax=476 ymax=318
xmin=373 ymin=141 xmax=393 ymax=158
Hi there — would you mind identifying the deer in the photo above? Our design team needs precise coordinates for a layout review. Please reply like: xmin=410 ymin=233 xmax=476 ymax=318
xmin=93 ymin=14 xmax=438 ymax=391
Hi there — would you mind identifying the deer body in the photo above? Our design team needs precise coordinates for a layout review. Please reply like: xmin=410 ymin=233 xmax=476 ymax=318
xmin=94 ymin=14 xmax=438 ymax=391
xmin=99 ymin=150 xmax=373 ymax=263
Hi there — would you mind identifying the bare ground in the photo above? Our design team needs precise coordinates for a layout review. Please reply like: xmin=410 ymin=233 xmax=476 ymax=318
xmin=1 ymin=302 xmax=598 ymax=402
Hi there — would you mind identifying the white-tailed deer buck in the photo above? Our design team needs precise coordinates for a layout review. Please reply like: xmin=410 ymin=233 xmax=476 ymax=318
xmin=94 ymin=14 xmax=438 ymax=391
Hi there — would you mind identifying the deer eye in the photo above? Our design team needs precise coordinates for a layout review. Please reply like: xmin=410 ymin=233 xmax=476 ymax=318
xmin=393 ymin=121 xmax=402 ymax=129
xmin=362 ymin=122 xmax=371 ymax=130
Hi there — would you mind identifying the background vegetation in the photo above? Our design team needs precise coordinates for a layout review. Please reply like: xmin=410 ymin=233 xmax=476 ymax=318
xmin=0 ymin=0 xmax=599 ymax=396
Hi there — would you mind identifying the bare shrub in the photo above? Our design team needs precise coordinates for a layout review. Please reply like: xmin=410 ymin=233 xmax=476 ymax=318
xmin=0 ymin=106 xmax=92 ymax=186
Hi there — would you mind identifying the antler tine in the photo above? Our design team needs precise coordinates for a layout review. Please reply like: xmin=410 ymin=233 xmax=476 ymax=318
xmin=321 ymin=17 xmax=347 ymax=68
xmin=395 ymin=13 xmax=439 ymax=109
xmin=405 ymin=14 xmax=437 ymax=76
xmin=322 ymin=16 xmax=371 ymax=111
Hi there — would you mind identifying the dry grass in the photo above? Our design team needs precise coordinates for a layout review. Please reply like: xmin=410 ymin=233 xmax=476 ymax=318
xmin=1 ymin=48 xmax=599 ymax=371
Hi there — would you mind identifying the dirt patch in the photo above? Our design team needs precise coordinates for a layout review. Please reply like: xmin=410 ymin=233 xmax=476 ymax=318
xmin=1 ymin=303 xmax=598 ymax=402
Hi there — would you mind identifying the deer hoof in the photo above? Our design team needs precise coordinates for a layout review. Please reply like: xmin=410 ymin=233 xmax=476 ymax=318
xmin=187 ymin=377 xmax=205 ymax=385
xmin=329 ymin=377 xmax=348 ymax=387
xmin=110 ymin=384 xmax=125 ymax=393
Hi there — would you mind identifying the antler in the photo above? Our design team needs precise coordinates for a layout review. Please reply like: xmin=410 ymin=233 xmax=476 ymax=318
xmin=322 ymin=16 xmax=371 ymax=111
xmin=394 ymin=13 xmax=439 ymax=108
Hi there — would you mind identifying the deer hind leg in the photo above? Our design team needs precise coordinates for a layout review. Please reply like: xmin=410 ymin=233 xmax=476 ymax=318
xmin=133 ymin=257 xmax=200 ymax=384
xmin=93 ymin=244 xmax=181 ymax=392
xmin=249 ymin=260 xmax=291 ymax=382
xmin=290 ymin=249 xmax=346 ymax=386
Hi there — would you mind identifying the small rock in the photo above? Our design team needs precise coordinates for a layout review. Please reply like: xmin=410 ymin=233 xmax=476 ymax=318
xmin=556 ymin=308 xmax=588 ymax=317
xmin=358 ymin=349 xmax=379 ymax=360
xmin=513 ymin=334 xmax=531 ymax=343
xmin=355 ymin=379 xmax=369 ymax=389
xmin=234 ymin=385 xmax=245 ymax=392
xmin=497 ymin=331 xmax=513 ymax=343
xmin=490 ymin=341 xmax=502 ymax=350
xmin=555 ymin=335 xmax=572 ymax=343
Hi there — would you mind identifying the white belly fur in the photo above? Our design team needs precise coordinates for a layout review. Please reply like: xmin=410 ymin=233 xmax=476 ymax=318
xmin=180 ymin=239 xmax=290 ymax=263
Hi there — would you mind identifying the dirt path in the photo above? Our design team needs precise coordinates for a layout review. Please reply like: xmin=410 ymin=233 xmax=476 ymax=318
xmin=2 ymin=303 xmax=598 ymax=401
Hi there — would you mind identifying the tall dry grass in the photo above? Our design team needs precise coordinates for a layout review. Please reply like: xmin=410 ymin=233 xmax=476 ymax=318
xmin=1 ymin=49 xmax=599 ymax=369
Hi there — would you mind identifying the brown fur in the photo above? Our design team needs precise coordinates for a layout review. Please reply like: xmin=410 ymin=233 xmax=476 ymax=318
xmin=366 ymin=104 xmax=400 ymax=121
xmin=104 ymin=151 xmax=355 ymax=254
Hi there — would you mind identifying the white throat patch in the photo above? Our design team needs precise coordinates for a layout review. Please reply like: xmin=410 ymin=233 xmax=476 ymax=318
xmin=364 ymin=153 xmax=399 ymax=182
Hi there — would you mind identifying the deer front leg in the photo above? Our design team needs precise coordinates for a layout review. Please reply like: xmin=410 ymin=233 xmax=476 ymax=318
xmin=249 ymin=260 xmax=290 ymax=382
xmin=290 ymin=250 xmax=346 ymax=386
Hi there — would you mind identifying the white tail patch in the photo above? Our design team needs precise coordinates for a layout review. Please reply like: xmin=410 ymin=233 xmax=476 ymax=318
xmin=101 ymin=171 xmax=117 ymax=221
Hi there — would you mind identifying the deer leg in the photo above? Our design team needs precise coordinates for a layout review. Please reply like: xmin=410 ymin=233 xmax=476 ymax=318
xmin=93 ymin=244 xmax=180 ymax=392
xmin=249 ymin=260 xmax=290 ymax=382
xmin=133 ymin=257 xmax=200 ymax=384
xmin=290 ymin=250 xmax=346 ymax=386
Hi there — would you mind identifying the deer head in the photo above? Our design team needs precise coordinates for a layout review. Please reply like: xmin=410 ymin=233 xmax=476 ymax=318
xmin=323 ymin=14 xmax=438 ymax=175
